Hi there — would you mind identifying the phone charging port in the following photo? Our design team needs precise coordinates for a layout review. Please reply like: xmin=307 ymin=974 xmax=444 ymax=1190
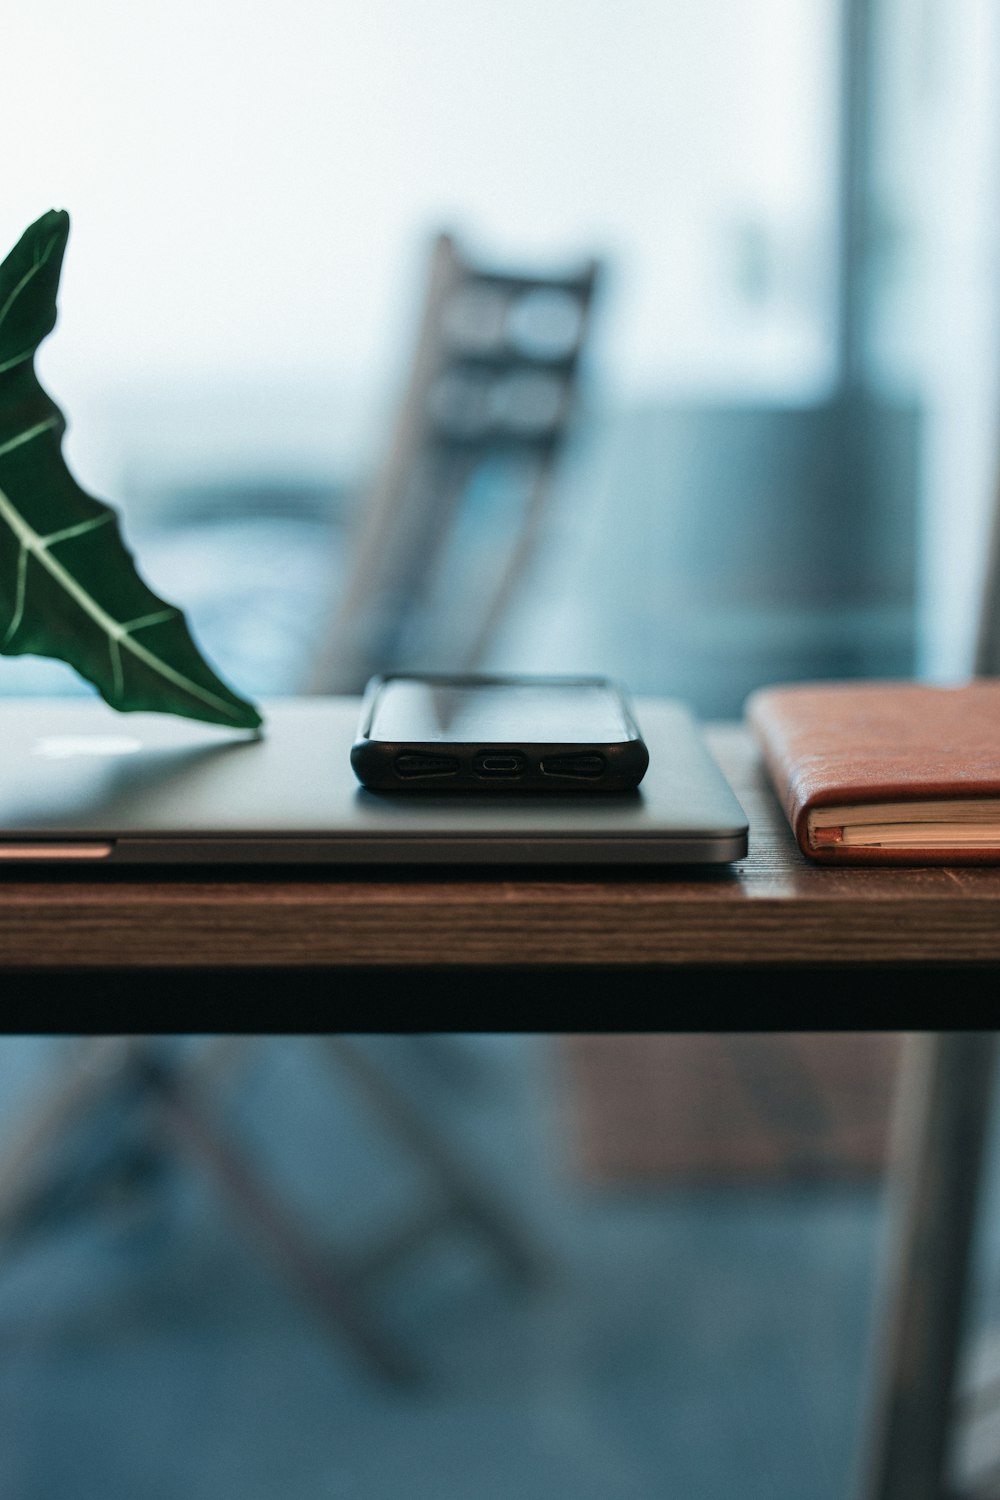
xmin=474 ymin=752 xmax=526 ymax=778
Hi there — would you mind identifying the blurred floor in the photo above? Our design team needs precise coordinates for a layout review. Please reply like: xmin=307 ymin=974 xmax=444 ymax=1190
xmin=0 ymin=1035 xmax=888 ymax=1500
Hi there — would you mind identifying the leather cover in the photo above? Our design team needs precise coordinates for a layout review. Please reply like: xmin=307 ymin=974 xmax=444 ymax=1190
xmin=745 ymin=679 xmax=1000 ymax=864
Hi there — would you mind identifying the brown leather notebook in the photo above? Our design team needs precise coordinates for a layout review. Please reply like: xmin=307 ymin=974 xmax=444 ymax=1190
xmin=745 ymin=679 xmax=1000 ymax=864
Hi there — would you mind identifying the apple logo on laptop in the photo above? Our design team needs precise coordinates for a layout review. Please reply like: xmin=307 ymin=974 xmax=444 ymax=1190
xmin=34 ymin=735 xmax=144 ymax=760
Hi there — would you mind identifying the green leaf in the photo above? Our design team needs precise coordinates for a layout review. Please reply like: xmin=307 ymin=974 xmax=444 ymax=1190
xmin=0 ymin=210 xmax=262 ymax=730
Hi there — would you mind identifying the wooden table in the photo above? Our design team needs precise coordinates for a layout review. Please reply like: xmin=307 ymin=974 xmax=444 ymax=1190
xmin=1 ymin=724 xmax=998 ymax=1500
xmin=2 ymin=726 xmax=999 ymax=1009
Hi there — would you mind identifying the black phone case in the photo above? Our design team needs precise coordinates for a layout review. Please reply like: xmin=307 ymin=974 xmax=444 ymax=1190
xmin=351 ymin=674 xmax=650 ymax=793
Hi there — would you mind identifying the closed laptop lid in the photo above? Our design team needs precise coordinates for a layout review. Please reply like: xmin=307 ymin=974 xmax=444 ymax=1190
xmin=0 ymin=697 xmax=747 ymax=865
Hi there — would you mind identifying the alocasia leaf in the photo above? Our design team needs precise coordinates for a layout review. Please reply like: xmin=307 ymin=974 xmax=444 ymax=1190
xmin=0 ymin=209 xmax=262 ymax=729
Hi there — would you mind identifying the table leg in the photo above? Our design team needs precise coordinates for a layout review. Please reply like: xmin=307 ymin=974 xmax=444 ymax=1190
xmin=858 ymin=1031 xmax=997 ymax=1500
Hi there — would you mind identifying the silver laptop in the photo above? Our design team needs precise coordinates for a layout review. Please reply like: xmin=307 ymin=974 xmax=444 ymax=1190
xmin=0 ymin=697 xmax=747 ymax=865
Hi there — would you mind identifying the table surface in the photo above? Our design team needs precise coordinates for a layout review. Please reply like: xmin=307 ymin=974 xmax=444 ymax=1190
xmin=2 ymin=726 xmax=1000 ymax=972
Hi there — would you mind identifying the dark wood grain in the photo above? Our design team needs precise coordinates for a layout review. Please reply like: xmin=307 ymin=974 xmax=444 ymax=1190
xmin=3 ymin=727 xmax=1000 ymax=969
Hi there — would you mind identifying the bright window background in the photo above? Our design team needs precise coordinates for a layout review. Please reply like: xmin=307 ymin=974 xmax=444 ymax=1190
xmin=3 ymin=1 xmax=999 ymax=709
xmin=0 ymin=0 xmax=847 ymax=712
xmin=3 ymin=0 xmax=837 ymax=401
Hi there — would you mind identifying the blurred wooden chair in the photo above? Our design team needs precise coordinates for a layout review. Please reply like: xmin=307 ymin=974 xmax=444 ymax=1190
xmin=306 ymin=232 xmax=601 ymax=692
xmin=0 ymin=1035 xmax=543 ymax=1384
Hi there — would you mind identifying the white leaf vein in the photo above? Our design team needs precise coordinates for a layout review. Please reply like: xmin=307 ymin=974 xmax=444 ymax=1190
xmin=0 ymin=349 xmax=33 ymax=377
xmin=0 ymin=435 xmax=240 ymax=717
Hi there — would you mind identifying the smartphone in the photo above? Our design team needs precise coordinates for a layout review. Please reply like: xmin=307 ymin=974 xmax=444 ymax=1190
xmin=351 ymin=673 xmax=649 ymax=792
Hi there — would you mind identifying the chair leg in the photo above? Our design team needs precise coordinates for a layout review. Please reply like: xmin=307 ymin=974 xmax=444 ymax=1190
xmin=138 ymin=1050 xmax=420 ymax=1386
xmin=326 ymin=1037 xmax=546 ymax=1285
xmin=0 ymin=1038 xmax=137 ymax=1242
